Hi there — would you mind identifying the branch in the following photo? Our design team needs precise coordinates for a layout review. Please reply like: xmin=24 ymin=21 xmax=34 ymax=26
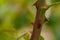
xmin=46 ymin=2 xmax=60 ymax=10
xmin=30 ymin=0 xmax=60 ymax=40
xmin=30 ymin=0 xmax=48 ymax=40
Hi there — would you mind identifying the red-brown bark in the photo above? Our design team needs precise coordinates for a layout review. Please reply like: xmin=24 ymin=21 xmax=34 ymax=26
xmin=30 ymin=0 xmax=48 ymax=40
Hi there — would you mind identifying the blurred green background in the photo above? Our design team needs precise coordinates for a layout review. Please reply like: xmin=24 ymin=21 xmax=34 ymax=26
xmin=0 ymin=0 xmax=60 ymax=40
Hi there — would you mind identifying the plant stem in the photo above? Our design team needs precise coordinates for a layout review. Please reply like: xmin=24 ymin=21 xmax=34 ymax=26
xmin=30 ymin=0 xmax=48 ymax=40
xmin=46 ymin=2 xmax=60 ymax=10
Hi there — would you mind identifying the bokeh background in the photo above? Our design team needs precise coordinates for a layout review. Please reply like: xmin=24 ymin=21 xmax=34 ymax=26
xmin=0 ymin=0 xmax=60 ymax=40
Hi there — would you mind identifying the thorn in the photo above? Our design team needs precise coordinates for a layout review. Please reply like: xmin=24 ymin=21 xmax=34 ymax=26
xmin=33 ymin=1 xmax=39 ymax=8
xmin=45 ymin=17 xmax=48 ymax=22
xmin=33 ymin=1 xmax=37 ymax=6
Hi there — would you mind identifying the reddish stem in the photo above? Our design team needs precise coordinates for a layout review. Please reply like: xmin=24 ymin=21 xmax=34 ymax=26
xmin=30 ymin=0 xmax=47 ymax=40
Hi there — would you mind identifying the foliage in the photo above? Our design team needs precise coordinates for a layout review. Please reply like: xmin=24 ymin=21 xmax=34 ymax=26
xmin=39 ymin=36 xmax=44 ymax=40
xmin=0 ymin=0 xmax=35 ymax=40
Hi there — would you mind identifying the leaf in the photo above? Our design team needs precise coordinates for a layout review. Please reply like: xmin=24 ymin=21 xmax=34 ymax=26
xmin=39 ymin=36 xmax=44 ymax=40
xmin=17 ymin=33 xmax=29 ymax=40
xmin=23 ymin=34 xmax=29 ymax=40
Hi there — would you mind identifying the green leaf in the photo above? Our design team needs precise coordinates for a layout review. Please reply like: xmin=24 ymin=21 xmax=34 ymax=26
xmin=18 ymin=33 xmax=29 ymax=40
xmin=23 ymin=34 xmax=29 ymax=40
xmin=39 ymin=36 xmax=44 ymax=40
